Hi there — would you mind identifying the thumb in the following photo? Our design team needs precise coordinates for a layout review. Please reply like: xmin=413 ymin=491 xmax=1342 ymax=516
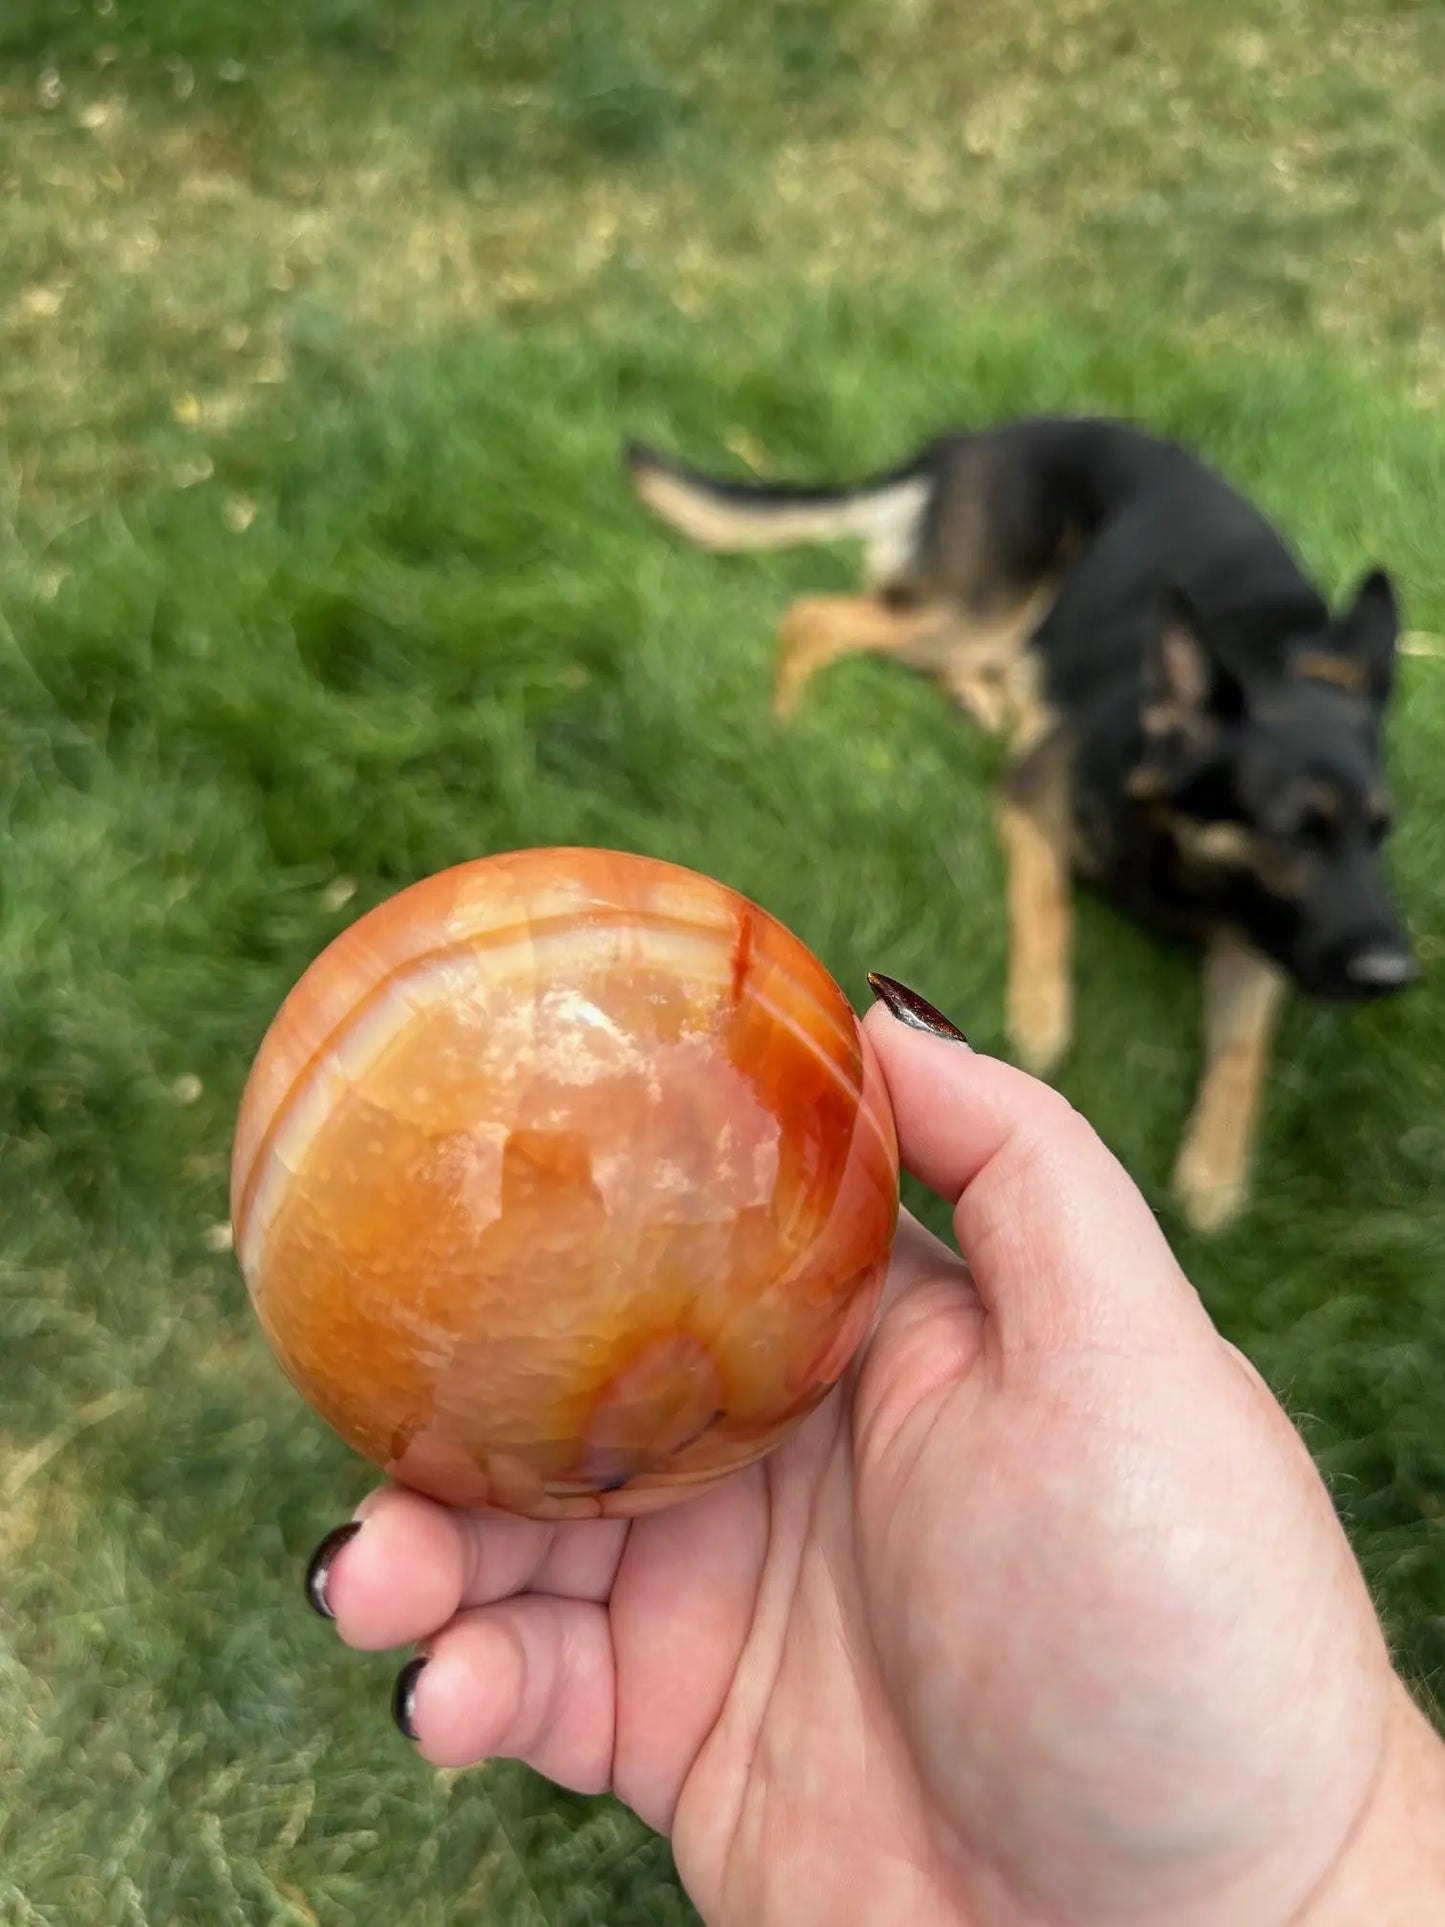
xmin=862 ymin=992 xmax=1214 ymax=1356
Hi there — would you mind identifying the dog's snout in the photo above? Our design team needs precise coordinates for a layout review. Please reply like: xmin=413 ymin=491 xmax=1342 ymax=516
xmin=1343 ymin=943 xmax=1418 ymax=992
xmin=1299 ymin=917 xmax=1418 ymax=1001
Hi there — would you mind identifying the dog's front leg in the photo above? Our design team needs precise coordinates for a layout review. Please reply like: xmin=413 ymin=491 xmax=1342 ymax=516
xmin=995 ymin=727 xmax=1074 ymax=1076
xmin=1173 ymin=932 xmax=1288 ymax=1234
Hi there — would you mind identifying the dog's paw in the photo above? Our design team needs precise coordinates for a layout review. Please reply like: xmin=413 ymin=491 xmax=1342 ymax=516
xmin=1171 ymin=1141 xmax=1246 ymax=1235
xmin=1007 ymin=976 xmax=1072 ymax=1077
xmin=770 ymin=658 xmax=808 ymax=720
xmin=772 ymin=634 xmax=821 ymax=716
xmin=773 ymin=601 xmax=842 ymax=717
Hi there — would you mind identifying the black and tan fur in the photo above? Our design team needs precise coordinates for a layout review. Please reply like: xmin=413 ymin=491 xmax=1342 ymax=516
xmin=626 ymin=417 xmax=1417 ymax=1232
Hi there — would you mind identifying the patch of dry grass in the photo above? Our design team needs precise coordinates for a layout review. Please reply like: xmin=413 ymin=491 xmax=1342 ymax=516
xmin=5 ymin=0 xmax=1445 ymax=519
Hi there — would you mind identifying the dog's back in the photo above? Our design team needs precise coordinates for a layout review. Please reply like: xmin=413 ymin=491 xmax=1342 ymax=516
xmin=864 ymin=418 xmax=1329 ymax=708
xmin=976 ymin=423 xmax=1327 ymax=713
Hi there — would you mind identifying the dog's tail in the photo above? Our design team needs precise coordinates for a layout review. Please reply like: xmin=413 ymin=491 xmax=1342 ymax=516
xmin=624 ymin=440 xmax=932 ymax=565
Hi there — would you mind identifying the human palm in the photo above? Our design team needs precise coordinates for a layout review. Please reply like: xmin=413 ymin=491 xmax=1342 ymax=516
xmin=313 ymin=1014 xmax=1400 ymax=1927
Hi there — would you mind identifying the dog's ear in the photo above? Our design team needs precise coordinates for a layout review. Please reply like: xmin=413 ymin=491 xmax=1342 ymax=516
xmin=1335 ymin=567 xmax=1399 ymax=704
xmin=1294 ymin=569 xmax=1400 ymax=703
xmin=1143 ymin=587 xmax=1245 ymax=733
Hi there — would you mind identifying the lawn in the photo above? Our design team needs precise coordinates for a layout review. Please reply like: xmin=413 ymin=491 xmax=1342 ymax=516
xmin=2 ymin=2 xmax=1443 ymax=1920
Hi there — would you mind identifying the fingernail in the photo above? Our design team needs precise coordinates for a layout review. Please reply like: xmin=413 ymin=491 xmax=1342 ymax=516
xmin=866 ymin=972 xmax=970 ymax=1045
xmin=392 ymin=1656 xmax=427 ymax=1743
xmin=304 ymin=1521 xmax=361 ymax=1620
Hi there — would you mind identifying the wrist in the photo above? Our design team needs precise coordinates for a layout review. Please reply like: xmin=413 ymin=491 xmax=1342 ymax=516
xmin=1294 ymin=1678 xmax=1445 ymax=1925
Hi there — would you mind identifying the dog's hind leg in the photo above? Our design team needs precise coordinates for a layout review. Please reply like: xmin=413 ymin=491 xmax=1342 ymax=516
xmin=772 ymin=594 xmax=956 ymax=718
xmin=1172 ymin=932 xmax=1288 ymax=1234
xmin=995 ymin=722 xmax=1075 ymax=1076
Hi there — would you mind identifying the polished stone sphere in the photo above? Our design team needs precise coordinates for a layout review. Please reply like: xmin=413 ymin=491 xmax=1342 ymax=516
xmin=231 ymin=847 xmax=899 ymax=1519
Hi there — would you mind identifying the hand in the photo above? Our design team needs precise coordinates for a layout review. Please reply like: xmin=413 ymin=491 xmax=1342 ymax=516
xmin=304 ymin=990 xmax=1445 ymax=1925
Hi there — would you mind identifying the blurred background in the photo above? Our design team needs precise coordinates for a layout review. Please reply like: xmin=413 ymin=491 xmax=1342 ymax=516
xmin=1 ymin=2 xmax=1442 ymax=1920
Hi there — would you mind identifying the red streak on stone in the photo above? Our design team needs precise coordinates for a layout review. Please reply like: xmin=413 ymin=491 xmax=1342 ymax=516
xmin=730 ymin=904 xmax=754 ymax=1005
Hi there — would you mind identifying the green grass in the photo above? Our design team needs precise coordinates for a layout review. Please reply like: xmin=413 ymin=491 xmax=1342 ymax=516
xmin=2 ymin=3 xmax=1445 ymax=1920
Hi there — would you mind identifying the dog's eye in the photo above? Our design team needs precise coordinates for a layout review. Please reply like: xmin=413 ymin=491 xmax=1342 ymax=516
xmin=1367 ymin=803 xmax=1394 ymax=845
xmin=1300 ymin=806 xmax=1338 ymax=849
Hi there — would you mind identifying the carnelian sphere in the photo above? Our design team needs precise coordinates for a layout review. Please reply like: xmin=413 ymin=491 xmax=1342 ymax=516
xmin=231 ymin=847 xmax=900 ymax=1520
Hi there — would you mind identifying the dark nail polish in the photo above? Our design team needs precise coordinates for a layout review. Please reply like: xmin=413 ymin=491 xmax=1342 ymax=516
xmin=867 ymin=972 xmax=970 ymax=1046
xmin=304 ymin=1521 xmax=361 ymax=1620
xmin=392 ymin=1656 xmax=427 ymax=1743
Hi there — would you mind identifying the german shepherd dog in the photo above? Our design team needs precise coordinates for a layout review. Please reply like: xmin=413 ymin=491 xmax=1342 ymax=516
xmin=626 ymin=417 xmax=1417 ymax=1232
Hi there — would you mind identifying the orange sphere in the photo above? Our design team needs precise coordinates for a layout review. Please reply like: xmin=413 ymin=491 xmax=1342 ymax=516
xmin=231 ymin=847 xmax=900 ymax=1519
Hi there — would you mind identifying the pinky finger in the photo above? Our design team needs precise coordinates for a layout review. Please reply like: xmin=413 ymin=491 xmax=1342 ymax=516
xmin=395 ymin=1596 xmax=616 ymax=1792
